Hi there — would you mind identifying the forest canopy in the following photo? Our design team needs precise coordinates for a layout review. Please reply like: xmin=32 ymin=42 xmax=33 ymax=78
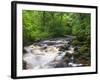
xmin=23 ymin=10 xmax=90 ymax=45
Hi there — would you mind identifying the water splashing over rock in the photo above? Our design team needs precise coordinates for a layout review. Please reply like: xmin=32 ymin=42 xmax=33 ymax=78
xmin=23 ymin=37 xmax=83 ymax=69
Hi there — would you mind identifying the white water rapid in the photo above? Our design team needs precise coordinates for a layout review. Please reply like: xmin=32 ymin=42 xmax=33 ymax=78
xmin=23 ymin=38 xmax=83 ymax=69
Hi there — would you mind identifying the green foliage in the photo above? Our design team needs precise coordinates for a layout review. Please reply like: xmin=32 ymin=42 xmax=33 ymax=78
xmin=79 ymin=45 xmax=89 ymax=53
xmin=22 ymin=10 xmax=90 ymax=49
xmin=72 ymin=40 xmax=80 ymax=46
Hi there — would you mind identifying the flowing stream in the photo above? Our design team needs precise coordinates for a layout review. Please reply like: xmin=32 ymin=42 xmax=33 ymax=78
xmin=23 ymin=37 xmax=83 ymax=69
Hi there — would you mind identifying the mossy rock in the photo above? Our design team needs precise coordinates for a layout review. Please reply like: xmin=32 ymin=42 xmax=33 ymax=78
xmin=79 ymin=45 xmax=89 ymax=53
xmin=72 ymin=40 xmax=80 ymax=46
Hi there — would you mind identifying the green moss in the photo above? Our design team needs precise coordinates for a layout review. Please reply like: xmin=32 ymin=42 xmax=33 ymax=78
xmin=79 ymin=45 xmax=88 ymax=53
xmin=72 ymin=40 xmax=80 ymax=46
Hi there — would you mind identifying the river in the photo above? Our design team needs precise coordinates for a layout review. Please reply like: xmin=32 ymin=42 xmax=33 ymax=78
xmin=23 ymin=36 xmax=84 ymax=69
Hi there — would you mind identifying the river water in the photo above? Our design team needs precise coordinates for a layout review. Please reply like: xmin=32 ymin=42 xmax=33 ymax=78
xmin=23 ymin=37 xmax=83 ymax=69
